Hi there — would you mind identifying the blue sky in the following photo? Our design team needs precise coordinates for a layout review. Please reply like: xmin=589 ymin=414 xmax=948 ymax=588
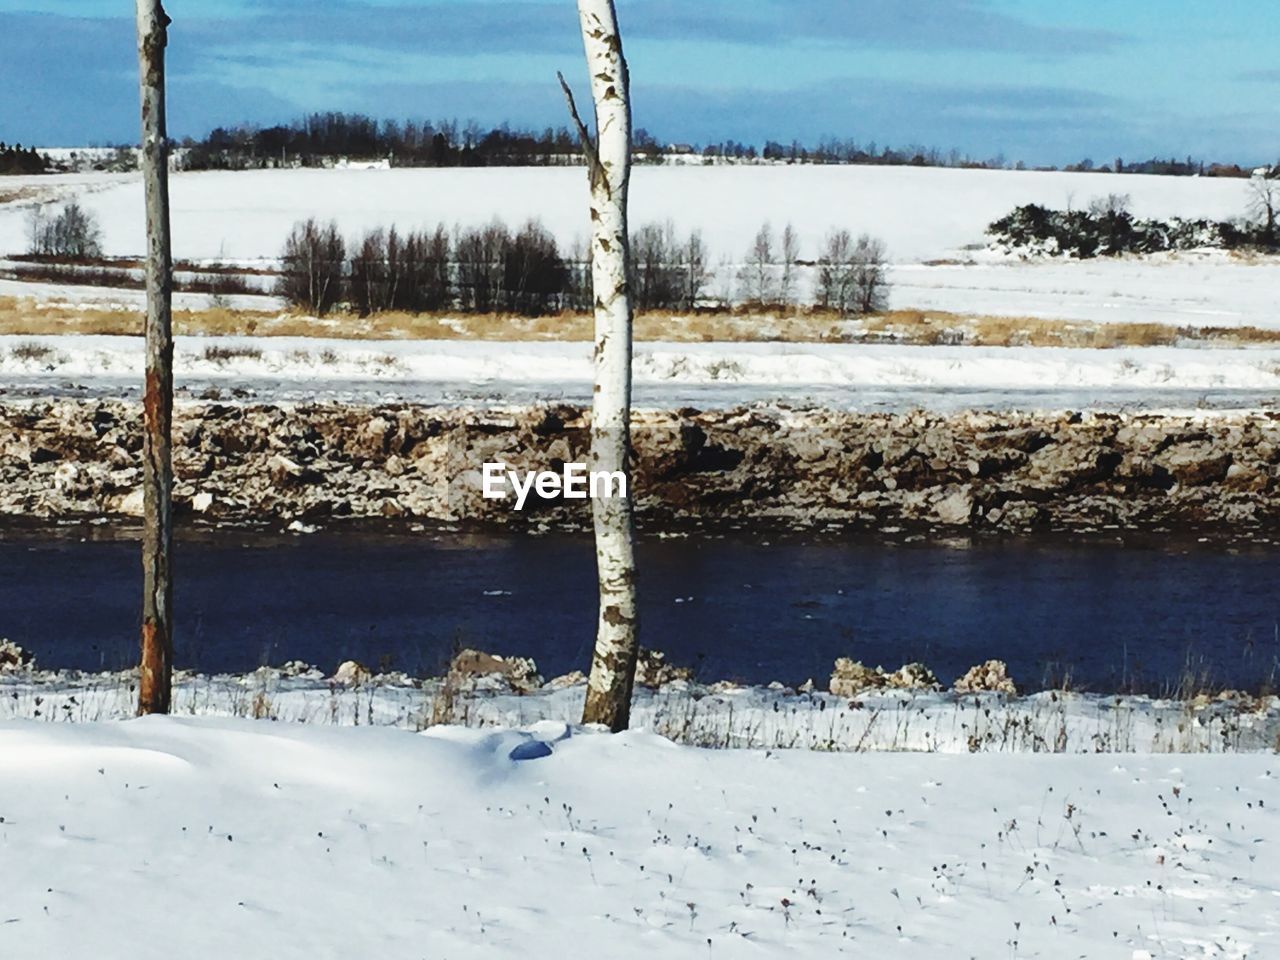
xmin=2 ymin=0 xmax=1278 ymax=165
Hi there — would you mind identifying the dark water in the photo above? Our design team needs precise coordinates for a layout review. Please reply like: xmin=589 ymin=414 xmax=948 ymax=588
xmin=2 ymin=530 xmax=1278 ymax=693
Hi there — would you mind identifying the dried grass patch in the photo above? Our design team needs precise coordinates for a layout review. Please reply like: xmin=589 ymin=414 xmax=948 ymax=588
xmin=2 ymin=295 xmax=1279 ymax=348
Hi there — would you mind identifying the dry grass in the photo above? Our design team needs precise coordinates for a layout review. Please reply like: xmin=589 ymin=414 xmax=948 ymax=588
xmin=1 ymin=295 xmax=1278 ymax=347
xmin=858 ymin=310 xmax=1280 ymax=348
xmin=0 ymin=186 xmax=47 ymax=206
xmin=862 ymin=310 xmax=1183 ymax=347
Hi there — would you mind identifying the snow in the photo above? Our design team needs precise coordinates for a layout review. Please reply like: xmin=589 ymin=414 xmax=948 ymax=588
xmin=0 ymin=172 xmax=133 ymax=208
xmin=0 ymin=277 xmax=280 ymax=313
xmin=8 ymin=254 xmax=1275 ymax=332
xmin=892 ymin=253 xmax=1280 ymax=329
xmin=0 ymin=166 xmax=1259 ymax=264
xmin=2 ymin=166 xmax=1277 ymax=326
xmin=0 ymin=715 xmax=1276 ymax=959
xmin=2 ymin=333 xmax=1278 ymax=412
xmin=4 ymin=671 xmax=1278 ymax=755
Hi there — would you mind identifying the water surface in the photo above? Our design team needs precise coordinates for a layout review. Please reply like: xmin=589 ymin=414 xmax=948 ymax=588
xmin=1 ymin=530 xmax=1276 ymax=693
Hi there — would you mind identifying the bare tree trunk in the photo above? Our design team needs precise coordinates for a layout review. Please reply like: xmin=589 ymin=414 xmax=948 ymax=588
xmin=136 ymin=0 xmax=174 ymax=715
xmin=562 ymin=0 xmax=639 ymax=731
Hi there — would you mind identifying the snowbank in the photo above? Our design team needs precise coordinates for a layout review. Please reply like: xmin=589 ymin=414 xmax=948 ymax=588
xmin=0 ymin=715 xmax=1275 ymax=958
xmin=3 ymin=334 xmax=1278 ymax=411
xmin=3 ymin=672 xmax=1277 ymax=755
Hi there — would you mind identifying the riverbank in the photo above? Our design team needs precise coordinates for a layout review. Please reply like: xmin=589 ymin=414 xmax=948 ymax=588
xmin=3 ymin=663 xmax=1278 ymax=753
xmin=2 ymin=398 xmax=1278 ymax=539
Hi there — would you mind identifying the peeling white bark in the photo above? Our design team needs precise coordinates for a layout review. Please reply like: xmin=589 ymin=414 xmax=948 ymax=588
xmin=573 ymin=0 xmax=640 ymax=732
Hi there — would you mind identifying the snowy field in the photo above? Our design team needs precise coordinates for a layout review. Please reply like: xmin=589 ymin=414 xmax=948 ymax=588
xmin=0 ymin=276 xmax=279 ymax=313
xmin=893 ymin=253 xmax=1280 ymax=329
xmin=2 ymin=332 xmax=1278 ymax=411
xmin=0 ymin=165 xmax=1259 ymax=262
xmin=2 ymin=165 xmax=1279 ymax=327
xmin=0 ymin=715 xmax=1276 ymax=959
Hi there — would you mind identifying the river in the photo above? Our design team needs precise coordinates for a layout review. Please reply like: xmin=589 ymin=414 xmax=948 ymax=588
xmin=2 ymin=529 xmax=1276 ymax=693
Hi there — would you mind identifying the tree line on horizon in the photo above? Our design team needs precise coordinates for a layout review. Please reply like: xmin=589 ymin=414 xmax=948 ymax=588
xmin=4 ymin=113 xmax=1276 ymax=178
xmin=160 ymin=112 xmax=1279 ymax=178
xmin=0 ymin=142 xmax=48 ymax=174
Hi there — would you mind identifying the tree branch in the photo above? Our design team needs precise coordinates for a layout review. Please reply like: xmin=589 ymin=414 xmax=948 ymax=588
xmin=557 ymin=71 xmax=607 ymax=194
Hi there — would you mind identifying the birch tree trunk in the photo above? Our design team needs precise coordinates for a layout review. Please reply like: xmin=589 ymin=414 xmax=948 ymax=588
xmin=569 ymin=0 xmax=640 ymax=731
xmin=135 ymin=0 xmax=175 ymax=715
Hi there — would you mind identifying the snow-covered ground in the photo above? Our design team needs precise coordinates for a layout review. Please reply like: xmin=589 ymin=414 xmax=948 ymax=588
xmin=894 ymin=253 xmax=1280 ymax=329
xmin=0 ymin=277 xmax=280 ymax=313
xmin=0 ymin=715 xmax=1276 ymax=959
xmin=3 ymin=166 xmax=1278 ymax=327
xmin=7 ymin=254 xmax=1280 ymax=331
xmin=0 ymin=166 xmax=1259 ymax=263
xmin=2 ymin=333 xmax=1278 ymax=412
xmin=0 ymin=171 xmax=133 ymax=206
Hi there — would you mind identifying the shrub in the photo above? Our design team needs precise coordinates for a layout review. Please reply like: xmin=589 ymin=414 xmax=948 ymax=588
xmin=987 ymin=199 xmax=1276 ymax=259
xmin=10 ymin=341 xmax=57 ymax=363
xmin=202 ymin=344 xmax=263 ymax=364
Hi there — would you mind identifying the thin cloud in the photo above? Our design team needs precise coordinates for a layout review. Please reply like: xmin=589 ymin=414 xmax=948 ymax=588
xmin=624 ymin=0 xmax=1126 ymax=54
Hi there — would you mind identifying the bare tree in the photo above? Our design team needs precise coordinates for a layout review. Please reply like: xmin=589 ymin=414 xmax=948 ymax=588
xmin=630 ymin=221 xmax=683 ymax=310
xmin=349 ymin=227 xmax=395 ymax=316
xmin=816 ymin=229 xmax=890 ymax=316
xmin=24 ymin=204 xmax=49 ymax=256
xmin=738 ymin=222 xmax=776 ymax=308
xmin=279 ymin=219 xmax=346 ymax=315
xmin=850 ymin=234 xmax=889 ymax=314
xmin=455 ymin=220 xmax=509 ymax=313
xmin=713 ymin=254 xmax=735 ymax=309
xmin=564 ymin=236 xmax=592 ymax=312
xmin=399 ymin=225 xmax=451 ymax=312
xmin=678 ymin=229 xmax=710 ymax=310
xmin=1248 ymin=176 xmax=1278 ymax=244
xmin=816 ymin=229 xmax=855 ymax=315
xmin=560 ymin=0 xmax=639 ymax=732
xmin=1088 ymin=193 xmax=1131 ymax=217
xmin=502 ymin=219 xmax=567 ymax=316
xmin=26 ymin=201 xmax=103 ymax=259
xmin=135 ymin=0 xmax=174 ymax=715
xmin=53 ymin=202 xmax=103 ymax=259
xmin=779 ymin=223 xmax=800 ymax=310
